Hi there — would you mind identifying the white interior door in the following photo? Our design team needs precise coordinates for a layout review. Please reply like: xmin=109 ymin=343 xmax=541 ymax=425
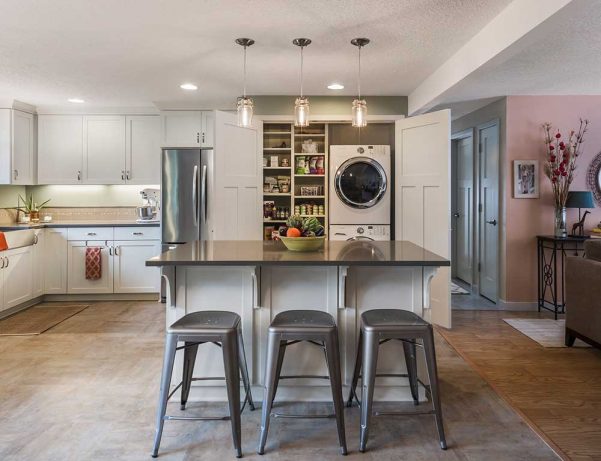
xmin=213 ymin=111 xmax=261 ymax=240
xmin=454 ymin=136 xmax=473 ymax=284
xmin=478 ymin=122 xmax=499 ymax=302
xmin=395 ymin=110 xmax=451 ymax=328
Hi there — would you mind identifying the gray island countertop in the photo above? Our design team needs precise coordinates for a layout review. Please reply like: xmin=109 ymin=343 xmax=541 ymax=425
xmin=147 ymin=240 xmax=450 ymax=267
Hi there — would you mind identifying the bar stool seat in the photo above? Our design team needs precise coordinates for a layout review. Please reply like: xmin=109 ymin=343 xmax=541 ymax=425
xmin=152 ymin=311 xmax=254 ymax=459
xmin=258 ymin=310 xmax=347 ymax=456
xmin=348 ymin=309 xmax=447 ymax=453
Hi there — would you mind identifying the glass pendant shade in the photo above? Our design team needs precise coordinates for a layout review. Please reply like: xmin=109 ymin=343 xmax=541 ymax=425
xmin=237 ymin=96 xmax=254 ymax=128
xmin=294 ymin=96 xmax=310 ymax=127
xmin=351 ymin=99 xmax=367 ymax=127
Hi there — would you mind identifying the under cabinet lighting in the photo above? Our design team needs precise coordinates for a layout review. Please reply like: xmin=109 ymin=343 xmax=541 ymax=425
xmin=327 ymin=83 xmax=344 ymax=90
xmin=180 ymin=83 xmax=198 ymax=90
xmin=68 ymin=98 xmax=85 ymax=103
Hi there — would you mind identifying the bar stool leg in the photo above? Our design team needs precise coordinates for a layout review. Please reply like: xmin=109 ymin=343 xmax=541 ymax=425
xmin=325 ymin=330 xmax=348 ymax=456
xmin=271 ymin=340 xmax=287 ymax=406
xmin=151 ymin=333 xmax=178 ymax=458
xmin=359 ymin=331 xmax=379 ymax=453
xmin=422 ymin=328 xmax=447 ymax=450
xmin=347 ymin=329 xmax=363 ymax=407
xmin=180 ymin=342 xmax=199 ymax=410
xmin=402 ymin=340 xmax=419 ymax=405
xmin=257 ymin=331 xmax=282 ymax=455
xmin=237 ymin=327 xmax=255 ymax=411
xmin=223 ymin=332 xmax=243 ymax=458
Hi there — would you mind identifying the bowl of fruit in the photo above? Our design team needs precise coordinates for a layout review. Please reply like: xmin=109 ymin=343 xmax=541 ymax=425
xmin=278 ymin=215 xmax=326 ymax=252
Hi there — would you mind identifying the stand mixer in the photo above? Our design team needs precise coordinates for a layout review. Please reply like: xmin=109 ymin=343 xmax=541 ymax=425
xmin=137 ymin=188 xmax=160 ymax=222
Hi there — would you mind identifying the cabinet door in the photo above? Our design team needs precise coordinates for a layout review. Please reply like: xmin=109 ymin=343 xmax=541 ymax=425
xmin=67 ymin=241 xmax=113 ymax=294
xmin=3 ymin=246 xmax=33 ymax=309
xmin=44 ymin=228 xmax=68 ymax=294
xmin=38 ymin=115 xmax=83 ymax=184
xmin=125 ymin=115 xmax=161 ymax=184
xmin=161 ymin=111 xmax=202 ymax=148
xmin=113 ymin=240 xmax=161 ymax=293
xmin=0 ymin=263 xmax=4 ymax=312
xmin=32 ymin=230 xmax=45 ymax=298
xmin=83 ymin=115 xmax=126 ymax=184
xmin=201 ymin=111 xmax=214 ymax=148
xmin=12 ymin=110 xmax=35 ymax=185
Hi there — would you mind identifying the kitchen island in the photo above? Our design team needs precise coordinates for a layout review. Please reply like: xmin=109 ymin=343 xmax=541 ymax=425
xmin=147 ymin=240 xmax=450 ymax=402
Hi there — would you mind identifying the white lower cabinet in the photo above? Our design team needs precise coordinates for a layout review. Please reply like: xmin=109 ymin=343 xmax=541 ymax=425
xmin=44 ymin=228 xmax=68 ymax=294
xmin=3 ymin=246 xmax=33 ymax=310
xmin=113 ymin=240 xmax=161 ymax=293
xmin=67 ymin=241 xmax=114 ymax=294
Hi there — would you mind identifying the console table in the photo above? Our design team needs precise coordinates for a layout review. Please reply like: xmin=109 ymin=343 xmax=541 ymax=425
xmin=537 ymin=235 xmax=587 ymax=319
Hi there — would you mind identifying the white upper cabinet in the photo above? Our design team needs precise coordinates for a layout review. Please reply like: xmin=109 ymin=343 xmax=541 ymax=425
xmin=83 ymin=115 xmax=126 ymax=184
xmin=38 ymin=115 xmax=84 ymax=184
xmin=126 ymin=115 xmax=160 ymax=184
xmin=0 ymin=109 xmax=35 ymax=185
xmin=161 ymin=110 xmax=214 ymax=148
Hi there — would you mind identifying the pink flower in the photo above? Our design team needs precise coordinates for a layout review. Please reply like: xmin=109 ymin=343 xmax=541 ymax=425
xmin=549 ymin=145 xmax=555 ymax=151
xmin=555 ymin=132 xmax=561 ymax=139
xmin=550 ymin=155 xmax=556 ymax=162
xmin=554 ymin=169 xmax=561 ymax=176
xmin=559 ymin=141 xmax=565 ymax=147
xmin=552 ymin=177 xmax=557 ymax=183
xmin=561 ymin=171 xmax=567 ymax=176
xmin=559 ymin=144 xmax=565 ymax=151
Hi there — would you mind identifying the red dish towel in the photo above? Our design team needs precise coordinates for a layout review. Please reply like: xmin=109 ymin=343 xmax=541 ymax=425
xmin=85 ymin=247 xmax=102 ymax=280
xmin=0 ymin=232 xmax=7 ymax=252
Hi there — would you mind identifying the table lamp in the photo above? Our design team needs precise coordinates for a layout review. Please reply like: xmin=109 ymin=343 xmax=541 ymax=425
xmin=566 ymin=191 xmax=595 ymax=236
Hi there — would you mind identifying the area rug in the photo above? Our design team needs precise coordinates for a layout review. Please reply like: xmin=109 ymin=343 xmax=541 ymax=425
xmin=0 ymin=303 xmax=90 ymax=336
xmin=451 ymin=282 xmax=469 ymax=295
xmin=503 ymin=318 xmax=590 ymax=348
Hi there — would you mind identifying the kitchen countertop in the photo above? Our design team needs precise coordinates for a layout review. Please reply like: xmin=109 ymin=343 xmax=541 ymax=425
xmin=0 ymin=220 xmax=160 ymax=231
xmin=147 ymin=240 xmax=450 ymax=267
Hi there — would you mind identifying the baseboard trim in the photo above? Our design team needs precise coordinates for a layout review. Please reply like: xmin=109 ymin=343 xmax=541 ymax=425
xmin=0 ymin=296 xmax=45 ymax=320
xmin=496 ymin=299 xmax=538 ymax=311
xmin=44 ymin=293 xmax=159 ymax=302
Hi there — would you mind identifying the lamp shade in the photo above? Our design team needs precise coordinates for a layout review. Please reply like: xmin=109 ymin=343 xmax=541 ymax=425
xmin=566 ymin=191 xmax=595 ymax=209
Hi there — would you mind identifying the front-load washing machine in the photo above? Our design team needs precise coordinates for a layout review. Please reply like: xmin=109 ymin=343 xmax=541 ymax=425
xmin=329 ymin=145 xmax=391 ymax=237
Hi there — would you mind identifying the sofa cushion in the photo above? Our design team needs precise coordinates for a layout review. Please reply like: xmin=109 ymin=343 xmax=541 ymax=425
xmin=585 ymin=239 xmax=601 ymax=262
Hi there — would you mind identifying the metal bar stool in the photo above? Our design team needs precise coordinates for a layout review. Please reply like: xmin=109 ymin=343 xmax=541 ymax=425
xmin=257 ymin=310 xmax=347 ymax=456
xmin=151 ymin=311 xmax=255 ymax=459
xmin=347 ymin=309 xmax=447 ymax=452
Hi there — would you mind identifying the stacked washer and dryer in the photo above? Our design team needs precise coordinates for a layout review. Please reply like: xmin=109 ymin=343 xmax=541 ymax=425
xmin=329 ymin=145 xmax=391 ymax=241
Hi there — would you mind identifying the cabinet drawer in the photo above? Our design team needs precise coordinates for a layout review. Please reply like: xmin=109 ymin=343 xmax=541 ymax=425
xmin=67 ymin=227 xmax=114 ymax=241
xmin=114 ymin=226 xmax=160 ymax=240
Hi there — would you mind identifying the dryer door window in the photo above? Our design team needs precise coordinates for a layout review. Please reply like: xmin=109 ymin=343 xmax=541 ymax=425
xmin=335 ymin=157 xmax=387 ymax=209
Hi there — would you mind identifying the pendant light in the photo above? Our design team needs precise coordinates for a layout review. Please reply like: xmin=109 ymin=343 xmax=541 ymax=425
xmin=351 ymin=38 xmax=369 ymax=128
xmin=235 ymin=38 xmax=255 ymax=127
xmin=293 ymin=38 xmax=311 ymax=127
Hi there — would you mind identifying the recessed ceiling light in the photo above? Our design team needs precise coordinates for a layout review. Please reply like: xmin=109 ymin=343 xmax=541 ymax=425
xmin=180 ymin=83 xmax=198 ymax=90
xmin=68 ymin=98 xmax=85 ymax=103
xmin=327 ymin=83 xmax=344 ymax=90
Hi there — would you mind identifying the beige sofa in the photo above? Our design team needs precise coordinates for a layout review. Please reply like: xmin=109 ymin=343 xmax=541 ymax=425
xmin=565 ymin=239 xmax=601 ymax=348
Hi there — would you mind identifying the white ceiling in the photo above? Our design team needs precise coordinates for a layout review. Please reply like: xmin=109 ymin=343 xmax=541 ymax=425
xmin=429 ymin=0 xmax=601 ymax=110
xmin=0 ymin=0 xmax=513 ymax=110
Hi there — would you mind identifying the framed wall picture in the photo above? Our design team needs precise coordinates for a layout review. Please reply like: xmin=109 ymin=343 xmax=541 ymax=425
xmin=514 ymin=160 xmax=539 ymax=198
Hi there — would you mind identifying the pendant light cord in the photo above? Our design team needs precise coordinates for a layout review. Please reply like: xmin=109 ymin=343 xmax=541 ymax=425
xmin=357 ymin=45 xmax=361 ymax=100
xmin=300 ymin=45 xmax=304 ymax=98
xmin=243 ymin=45 xmax=247 ymax=98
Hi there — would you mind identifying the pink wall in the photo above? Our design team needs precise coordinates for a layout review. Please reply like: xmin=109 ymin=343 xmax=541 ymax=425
xmin=505 ymin=96 xmax=601 ymax=302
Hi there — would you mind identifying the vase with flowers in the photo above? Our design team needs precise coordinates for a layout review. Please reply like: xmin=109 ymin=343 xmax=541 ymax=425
xmin=543 ymin=119 xmax=589 ymax=237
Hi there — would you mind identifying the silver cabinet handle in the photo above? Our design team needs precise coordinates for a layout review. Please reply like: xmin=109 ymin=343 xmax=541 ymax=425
xmin=34 ymin=234 xmax=39 ymax=245
xmin=251 ymin=270 xmax=259 ymax=309
xmin=5 ymin=257 xmax=8 ymax=268
xmin=132 ymin=232 xmax=143 ymax=236
xmin=115 ymin=246 xmax=120 ymax=256
xmin=126 ymin=170 xmax=130 ymax=181
xmin=1 ymin=257 xmax=4 ymax=269
xmin=201 ymin=164 xmax=208 ymax=223
xmin=77 ymin=170 xmax=81 ymax=181
xmin=196 ymin=132 xmax=200 ymax=144
xmin=109 ymin=246 xmax=113 ymax=256
xmin=202 ymin=132 xmax=205 ymax=144
xmin=87 ymin=232 xmax=97 ymax=236
xmin=486 ymin=219 xmax=498 ymax=226
xmin=338 ymin=266 xmax=348 ymax=309
xmin=121 ymin=170 xmax=125 ymax=181
xmin=14 ymin=169 xmax=18 ymax=180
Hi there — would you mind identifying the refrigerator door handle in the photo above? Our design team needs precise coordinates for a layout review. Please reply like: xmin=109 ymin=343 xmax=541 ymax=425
xmin=201 ymin=164 xmax=208 ymax=223
xmin=192 ymin=165 xmax=199 ymax=226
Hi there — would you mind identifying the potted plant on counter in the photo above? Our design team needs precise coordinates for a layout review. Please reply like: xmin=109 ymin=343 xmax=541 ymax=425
xmin=17 ymin=194 xmax=50 ymax=224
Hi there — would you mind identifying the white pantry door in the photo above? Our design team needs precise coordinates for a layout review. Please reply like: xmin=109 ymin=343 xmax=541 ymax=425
xmin=395 ymin=110 xmax=451 ymax=328
xmin=213 ymin=111 xmax=261 ymax=240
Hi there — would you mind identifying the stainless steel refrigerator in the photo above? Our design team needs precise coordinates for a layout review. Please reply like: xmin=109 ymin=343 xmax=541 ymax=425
xmin=161 ymin=148 xmax=213 ymax=244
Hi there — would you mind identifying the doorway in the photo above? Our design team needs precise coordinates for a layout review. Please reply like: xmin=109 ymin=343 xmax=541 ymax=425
xmin=451 ymin=120 xmax=500 ymax=307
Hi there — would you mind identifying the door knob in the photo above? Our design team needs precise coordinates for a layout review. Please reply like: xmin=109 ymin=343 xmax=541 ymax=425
xmin=486 ymin=219 xmax=498 ymax=226
xmin=453 ymin=213 xmax=460 ymax=218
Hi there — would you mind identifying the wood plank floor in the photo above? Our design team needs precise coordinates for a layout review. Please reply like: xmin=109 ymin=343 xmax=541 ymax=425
xmin=0 ymin=301 xmax=559 ymax=461
xmin=438 ymin=310 xmax=601 ymax=461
